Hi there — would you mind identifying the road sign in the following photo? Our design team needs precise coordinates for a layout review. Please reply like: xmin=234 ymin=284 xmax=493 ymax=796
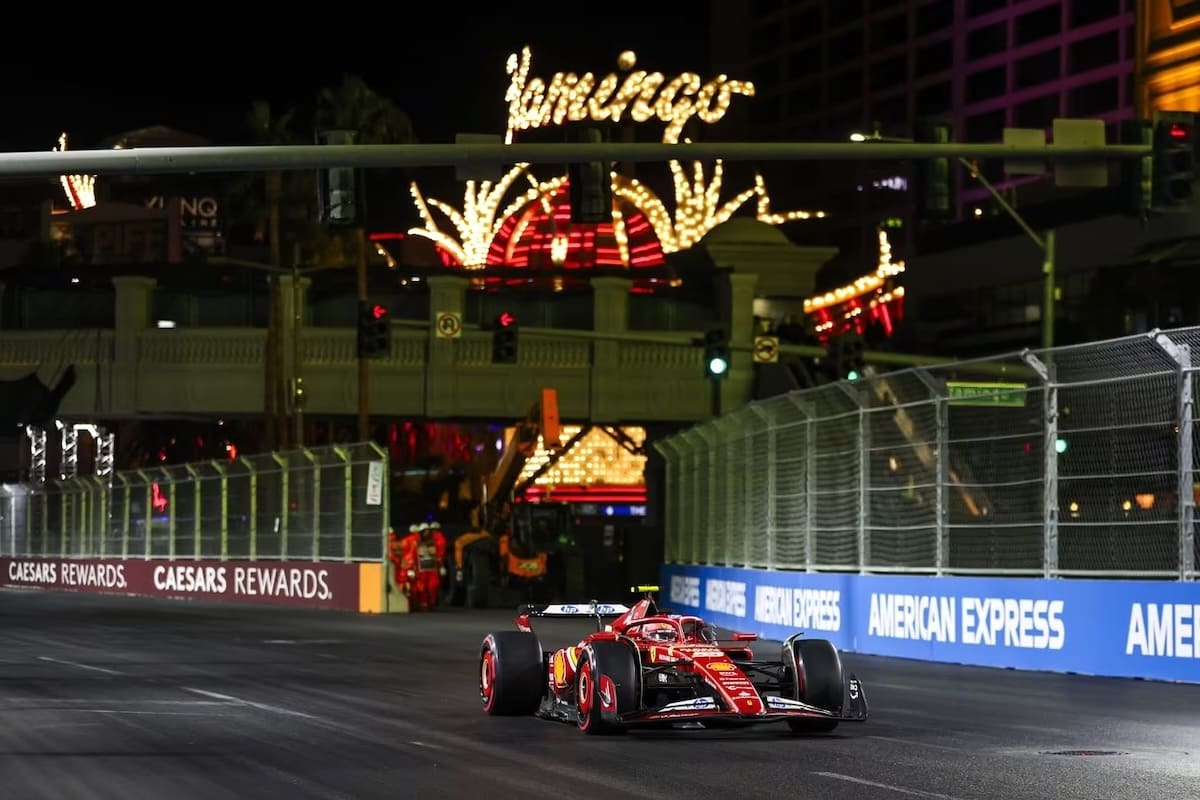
xmin=753 ymin=336 xmax=780 ymax=364
xmin=435 ymin=311 xmax=462 ymax=339
xmin=945 ymin=381 xmax=1027 ymax=407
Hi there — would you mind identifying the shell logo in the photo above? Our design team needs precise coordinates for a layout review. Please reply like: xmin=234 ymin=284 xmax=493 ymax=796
xmin=708 ymin=662 xmax=736 ymax=672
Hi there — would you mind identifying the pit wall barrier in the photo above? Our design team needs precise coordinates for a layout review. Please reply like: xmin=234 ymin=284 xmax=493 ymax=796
xmin=1 ymin=556 xmax=385 ymax=614
xmin=660 ymin=564 xmax=1200 ymax=684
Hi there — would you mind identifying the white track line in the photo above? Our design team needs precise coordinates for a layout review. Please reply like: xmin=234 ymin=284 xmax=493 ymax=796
xmin=813 ymin=772 xmax=971 ymax=800
xmin=37 ymin=656 xmax=124 ymax=676
xmin=183 ymin=687 xmax=317 ymax=720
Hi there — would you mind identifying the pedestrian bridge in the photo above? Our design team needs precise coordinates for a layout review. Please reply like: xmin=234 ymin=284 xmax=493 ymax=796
xmin=0 ymin=274 xmax=762 ymax=423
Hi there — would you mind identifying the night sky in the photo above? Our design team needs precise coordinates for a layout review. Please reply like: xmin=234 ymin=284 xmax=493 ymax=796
xmin=0 ymin=9 xmax=713 ymax=153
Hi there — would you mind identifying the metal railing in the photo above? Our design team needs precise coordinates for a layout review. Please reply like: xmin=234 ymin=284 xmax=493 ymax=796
xmin=0 ymin=442 xmax=390 ymax=563
xmin=658 ymin=328 xmax=1199 ymax=580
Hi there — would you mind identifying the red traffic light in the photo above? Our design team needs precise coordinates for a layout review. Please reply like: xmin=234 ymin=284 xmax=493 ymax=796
xmin=1169 ymin=122 xmax=1193 ymax=140
xmin=371 ymin=304 xmax=388 ymax=320
xmin=497 ymin=312 xmax=515 ymax=328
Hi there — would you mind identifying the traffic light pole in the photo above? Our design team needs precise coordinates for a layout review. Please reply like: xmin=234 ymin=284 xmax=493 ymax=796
xmin=356 ymin=227 xmax=370 ymax=442
xmin=0 ymin=142 xmax=1150 ymax=178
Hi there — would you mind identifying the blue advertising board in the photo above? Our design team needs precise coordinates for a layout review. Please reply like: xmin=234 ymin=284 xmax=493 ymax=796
xmin=660 ymin=564 xmax=1200 ymax=684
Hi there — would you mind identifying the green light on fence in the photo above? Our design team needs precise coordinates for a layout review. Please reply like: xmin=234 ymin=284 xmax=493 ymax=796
xmin=1055 ymin=438 xmax=1069 ymax=454
xmin=847 ymin=369 xmax=861 ymax=381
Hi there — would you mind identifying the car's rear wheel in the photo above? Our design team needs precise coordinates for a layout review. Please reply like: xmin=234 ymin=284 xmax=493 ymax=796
xmin=480 ymin=631 xmax=543 ymax=716
xmin=785 ymin=638 xmax=843 ymax=734
xmin=576 ymin=641 xmax=639 ymax=735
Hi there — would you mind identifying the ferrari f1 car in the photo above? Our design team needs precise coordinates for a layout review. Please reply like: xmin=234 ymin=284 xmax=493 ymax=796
xmin=478 ymin=586 xmax=867 ymax=734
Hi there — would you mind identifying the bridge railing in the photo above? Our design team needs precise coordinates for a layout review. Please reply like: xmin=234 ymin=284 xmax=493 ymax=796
xmin=0 ymin=441 xmax=390 ymax=564
xmin=658 ymin=327 xmax=1199 ymax=580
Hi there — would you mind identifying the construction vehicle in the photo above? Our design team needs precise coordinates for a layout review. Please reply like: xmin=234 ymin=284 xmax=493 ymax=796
xmin=442 ymin=388 xmax=579 ymax=609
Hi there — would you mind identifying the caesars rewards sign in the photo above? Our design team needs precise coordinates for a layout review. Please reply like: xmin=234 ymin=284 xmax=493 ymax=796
xmin=0 ymin=557 xmax=360 ymax=611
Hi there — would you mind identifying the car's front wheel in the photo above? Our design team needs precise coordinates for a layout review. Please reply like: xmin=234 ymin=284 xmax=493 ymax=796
xmin=576 ymin=641 xmax=638 ymax=735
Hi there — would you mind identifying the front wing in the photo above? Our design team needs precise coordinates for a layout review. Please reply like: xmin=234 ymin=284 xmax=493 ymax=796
xmin=612 ymin=676 xmax=868 ymax=729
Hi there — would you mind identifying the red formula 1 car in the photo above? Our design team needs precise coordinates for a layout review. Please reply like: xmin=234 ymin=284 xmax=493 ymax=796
xmin=478 ymin=586 xmax=868 ymax=735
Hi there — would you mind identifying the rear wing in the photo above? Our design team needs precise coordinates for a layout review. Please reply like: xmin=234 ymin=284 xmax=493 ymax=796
xmin=516 ymin=601 xmax=630 ymax=634
xmin=518 ymin=602 xmax=630 ymax=618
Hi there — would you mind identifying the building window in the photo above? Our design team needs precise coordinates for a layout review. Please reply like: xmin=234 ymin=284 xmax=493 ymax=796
xmin=791 ymin=44 xmax=823 ymax=76
xmin=751 ymin=21 xmax=785 ymax=54
xmin=965 ymin=66 xmax=1006 ymax=104
xmin=1015 ymin=4 xmax=1063 ymax=46
xmin=1015 ymin=93 xmax=1061 ymax=127
xmin=916 ymin=0 xmax=954 ymax=36
xmin=968 ymin=0 xmax=1006 ymax=17
xmin=965 ymin=109 xmax=1005 ymax=141
xmin=752 ymin=58 xmax=781 ymax=87
xmin=871 ymin=54 xmax=908 ymax=91
xmin=830 ymin=28 xmax=865 ymax=61
xmin=871 ymin=13 xmax=908 ymax=49
xmin=750 ymin=95 xmax=783 ymax=128
xmin=917 ymin=40 xmax=953 ymax=75
xmin=1068 ymin=77 xmax=1119 ymax=116
xmin=1015 ymin=48 xmax=1061 ymax=89
xmin=829 ymin=0 xmax=865 ymax=27
xmin=916 ymin=81 xmax=952 ymax=115
xmin=1069 ymin=31 xmax=1119 ymax=75
xmin=789 ymin=83 xmax=822 ymax=116
xmin=789 ymin=6 xmax=822 ymax=40
xmin=830 ymin=67 xmax=864 ymax=99
xmin=967 ymin=22 xmax=1008 ymax=59
xmin=1070 ymin=0 xmax=1120 ymax=29
xmin=870 ymin=94 xmax=908 ymax=126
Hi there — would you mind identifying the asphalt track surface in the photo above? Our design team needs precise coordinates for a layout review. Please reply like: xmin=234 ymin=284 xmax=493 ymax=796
xmin=1 ymin=590 xmax=1197 ymax=800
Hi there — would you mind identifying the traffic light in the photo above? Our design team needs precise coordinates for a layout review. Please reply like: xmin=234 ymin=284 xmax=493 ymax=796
xmin=1151 ymin=111 xmax=1195 ymax=211
xmin=491 ymin=312 xmax=518 ymax=364
xmin=357 ymin=300 xmax=390 ymax=359
xmin=836 ymin=331 xmax=866 ymax=381
xmin=568 ymin=126 xmax=612 ymax=224
xmin=317 ymin=129 xmax=362 ymax=230
xmin=913 ymin=118 xmax=956 ymax=223
xmin=703 ymin=327 xmax=730 ymax=379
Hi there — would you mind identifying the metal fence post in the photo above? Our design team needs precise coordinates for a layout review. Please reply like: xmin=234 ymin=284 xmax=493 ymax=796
xmin=1022 ymin=351 xmax=1056 ymax=577
xmin=273 ymin=453 xmax=289 ymax=560
xmin=163 ymin=468 xmax=177 ymax=560
xmin=913 ymin=369 xmax=949 ymax=574
xmin=185 ymin=465 xmax=202 ymax=559
xmin=212 ymin=460 xmax=228 ymax=560
xmin=1152 ymin=332 xmax=1195 ymax=580
xmin=115 ymin=473 xmax=130 ymax=558
xmin=834 ymin=381 xmax=870 ymax=572
xmin=333 ymin=446 xmax=351 ymax=562
xmin=136 ymin=470 xmax=152 ymax=559
xmin=797 ymin=397 xmax=815 ymax=572
xmin=239 ymin=457 xmax=257 ymax=560
xmin=754 ymin=403 xmax=777 ymax=570
xmin=744 ymin=408 xmax=758 ymax=567
xmin=369 ymin=441 xmax=390 ymax=562
xmin=56 ymin=483 xmax=68 ymax=556
xmin=303 ymin=448 xmax=320 ymax=561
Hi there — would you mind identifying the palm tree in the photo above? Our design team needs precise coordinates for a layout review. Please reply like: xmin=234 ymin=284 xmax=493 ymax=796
xmin=315 ymin=76 xmax=416 ymax=441
xmin=242 ymin=101 xmax=300 ymax=450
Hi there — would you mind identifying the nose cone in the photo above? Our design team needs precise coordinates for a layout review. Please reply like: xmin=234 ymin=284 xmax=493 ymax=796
xmin=695 ymin=657 xmax=765 ymax=714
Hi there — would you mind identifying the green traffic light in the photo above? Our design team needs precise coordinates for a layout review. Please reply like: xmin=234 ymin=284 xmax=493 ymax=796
xmin=707 ymin=356 xmax=729 ymax=377
xmin=847 ymin=369 xmax=861 ymax=381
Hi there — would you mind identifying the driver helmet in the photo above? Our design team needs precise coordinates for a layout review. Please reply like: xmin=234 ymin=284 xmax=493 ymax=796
xmin=641 ymin=622 xmax=677 ymax=643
